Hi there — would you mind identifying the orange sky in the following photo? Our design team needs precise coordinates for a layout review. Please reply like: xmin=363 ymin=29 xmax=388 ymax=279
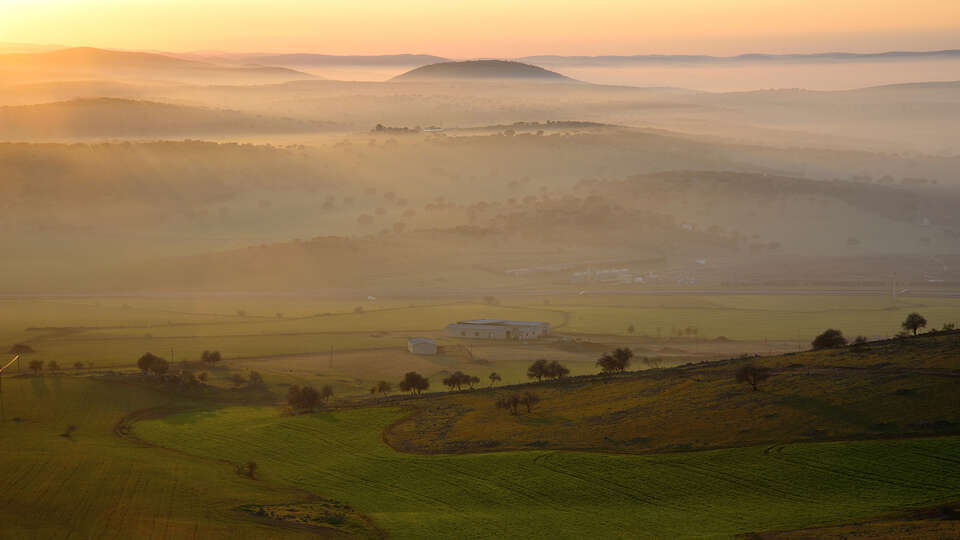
xmin=1 ymin=0 xmax=958 ymax=56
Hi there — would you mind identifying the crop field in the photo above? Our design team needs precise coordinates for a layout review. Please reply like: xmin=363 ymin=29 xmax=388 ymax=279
xmin=135 ymin=405 xmax=960 ymax=540
xmin=2 ymin=294 xmax=956 ymax=395
xmin=0 ymin=376 xmax=333 ymax=539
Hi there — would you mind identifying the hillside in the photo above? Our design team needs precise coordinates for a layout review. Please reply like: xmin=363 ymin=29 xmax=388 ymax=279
xmin=0 ymin=47 xmax=312 ymax=84
xmin=392 ymin=60 xmax=573 ymax=81
xmin=385 ymin=331 xmax=960 ymax=455
xmin=0 ymin=98 xmax=333 ymax=138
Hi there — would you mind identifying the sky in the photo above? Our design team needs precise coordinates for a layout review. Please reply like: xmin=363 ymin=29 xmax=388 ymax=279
xmin=1 ymin=0 xmax=959 ymax=57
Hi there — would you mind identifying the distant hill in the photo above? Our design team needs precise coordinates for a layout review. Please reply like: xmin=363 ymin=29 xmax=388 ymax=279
xmin=0 ymin=98 xmax=333 ymax=139
xmin=392 ymin=60 xmax=574 ymax=81
xmin=520 ymin=49 xmax=960 ymax=66
xmin=184 ymin=53 xmax=449 ymax=67
xmin=0 ymin=47 xmax=313 ymax=84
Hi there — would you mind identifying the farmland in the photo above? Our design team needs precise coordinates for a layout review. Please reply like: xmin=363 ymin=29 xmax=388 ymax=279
xmin=135 ymin=405 xmax=960 ymax=539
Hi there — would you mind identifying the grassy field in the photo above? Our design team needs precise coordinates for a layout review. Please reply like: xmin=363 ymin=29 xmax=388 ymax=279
xmin=135 ymin=405 xmax=960 ymax=539
xmin=0 ymin=376 xmax=343 ymax=539
xmin=386 ymin=331 xmax=960 ymax=454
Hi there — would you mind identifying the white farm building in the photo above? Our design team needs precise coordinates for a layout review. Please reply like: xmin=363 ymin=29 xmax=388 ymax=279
xmin=407 ymin=337 xmax=438 ymax=355
xmin=445 ymin=320 xmax=550 ymax=340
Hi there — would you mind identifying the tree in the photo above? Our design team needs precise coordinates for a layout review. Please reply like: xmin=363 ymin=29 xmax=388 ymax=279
xmin=811 ymin=329 xmax=847 ymax=350
xmin=247 ymin=371 xmax=265 ymax=388
xmin=442 ymin=371 xmax=478 ymax=391
xmin=466 ymin=375 xmax=480 ymax=389
xmin=73 ymin=362 xmax=84 ymax=371
xmin=319 ymin=384 xmax=334 ymax=402
xmin=597 ymin=347 xmax=633 ymax=373
xmin=287 ymin=385 xmax=320 ymax=412
xmin=28 ymin=359 xmax=42 ymax=374
xmin=8 ymin=343 xmax=34 ymax=355
xmin=527 ymin=359 xmax=549 ymax=382
xmin=375 ymin=380 xmax=392 ymax=396
xmin=47 ymin=360 xmax=61 ymax=373
xmin=520 ymin=392 xmax=541 ymax=413
xmin=201 ymin=350 xmax=222 ymax=366
xmin=544 ymin=360 xmax=569 ymax=380
xmin=138 ymin=352 xmax=163 ymax=374
xmin=398 ymin=371 xmax=429 ymax=395
xmin=488 ymin=372 xmax=502 ymax=387
xmin=642 ymin=356 xmax=664 ymax=369
xmin=735 ymin=365 xmax=772 ymax=391
xmin=230 ymin=373 xmax=247 ymax=387
xmin=902 ymin=312 xmax=927 ymax=336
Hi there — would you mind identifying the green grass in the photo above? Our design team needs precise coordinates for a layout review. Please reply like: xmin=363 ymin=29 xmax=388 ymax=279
xmin=0 ymin=376 xmax=332 ymax=539
xmin=136 ymin=405 xmax=960 ymax=539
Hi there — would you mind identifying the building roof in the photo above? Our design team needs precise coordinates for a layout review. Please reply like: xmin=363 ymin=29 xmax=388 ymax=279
xmin=407 ymin=337 xmax=436 ymax=345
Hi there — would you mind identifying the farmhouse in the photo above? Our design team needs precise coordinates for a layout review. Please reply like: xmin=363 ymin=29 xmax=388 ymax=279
xmin=445 ymin=320 xmax=550 ymax=340
xmin=407 ymin=337 xmax=438 ymax=355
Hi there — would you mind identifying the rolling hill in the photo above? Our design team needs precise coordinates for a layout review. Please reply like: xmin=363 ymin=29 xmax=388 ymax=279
xmin=392 ymin=60 xmax=574 ymax=81
xmin=0 ymin=47 xmax=313 ymax=84
xmin=0 ymin=98 xmax=334 ymax=139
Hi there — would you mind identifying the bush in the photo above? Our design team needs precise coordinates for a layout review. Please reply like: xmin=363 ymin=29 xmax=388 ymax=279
xmin=811 ymin=329 xmax=847 ymax=350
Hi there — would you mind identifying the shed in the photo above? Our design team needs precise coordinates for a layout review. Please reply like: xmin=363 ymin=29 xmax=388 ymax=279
xmin=407 ymin=337 xmax=438 ymax=355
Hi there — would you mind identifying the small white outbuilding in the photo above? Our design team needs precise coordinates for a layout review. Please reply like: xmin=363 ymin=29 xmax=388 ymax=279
xmin=407 ymin=337 xmax=438 ymax=355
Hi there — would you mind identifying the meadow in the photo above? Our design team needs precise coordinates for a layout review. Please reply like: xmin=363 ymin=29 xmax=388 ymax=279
xmin=135 ymin=405 xmax=960 ymax=539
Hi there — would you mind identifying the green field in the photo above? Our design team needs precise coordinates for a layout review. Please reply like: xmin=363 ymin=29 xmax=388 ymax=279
xmin=136 ymin=405 xmax=960 ymax=539
xmin=0 ymin=377 xmax=330 ymax=539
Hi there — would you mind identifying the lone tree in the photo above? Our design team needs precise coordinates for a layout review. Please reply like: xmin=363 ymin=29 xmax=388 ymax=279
xmin=137 ymin=353 xmax=169 ymax=376
xmin=544 ymin=360 xmax=569 ymax=380
xmin=597 ymin=347 xmax=633 ymax=374
xmin=8 ymin=344 xmax=34 ymax=355
xmin=399 ymin=371 xmax=429 ymax=395
xmin=488 ymin=372 xmax=502 ymax=387
xmin=319 ymin=384 xmax=334 ymax=403
xmin=735 ymin=364 xmax=772 ymax=391
xmin=527 ymin=359 xmax=550 ymax=382
xmin=373 ymin=380 xmax=392 ymax=396
xmin=811 ymin=329 xmax=847 ymax=350
xmin=201 ymin=350 xmax=222 ymax=366
xmin=287 ymin=385 xmax=320 ymax=412
xmin=902 ymin=312 xmax=927 ymax=336
xmin=28 ymin=359 xmax=43 ymax=374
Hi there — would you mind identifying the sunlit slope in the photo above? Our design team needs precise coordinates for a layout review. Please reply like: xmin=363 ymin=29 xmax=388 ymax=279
xmin=0 ymin=377 xmax=332 ymax=539
xmin=136 ymin=406 xmax=960 ymax=539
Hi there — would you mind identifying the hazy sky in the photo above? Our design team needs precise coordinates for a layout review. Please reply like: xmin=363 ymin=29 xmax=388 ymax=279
xmin=2 ymin=0 xmax=959 ymax=57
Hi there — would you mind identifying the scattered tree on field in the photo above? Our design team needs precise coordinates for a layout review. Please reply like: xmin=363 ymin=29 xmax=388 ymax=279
xmin=442 ymin=371 xmax=479 ymax=391
xmin=319 ymin=384 xmax=334 ymax=402
xmin=73 ymin=361 xmax=84 ymax=371
xmin=527 ymin=359 xmax=550 ymax=382
xmin=943 ymin=322 xmax=956 ymax=331
xmin=735 ymin=365 xmax=772 ymax=391
xmin=596 ymin=347 xmax=633 ymax=373
xmin=520 ymin=391 xmax=541 ymax=413
xmin=201 ymin=350 xmax=222 ymax=366
xmin=496 ymin=395 xmax=520 ymax=415
xmin=47 ymin=361 xmax=61 ymax=373
xmin=544 ymin=360 xmax=569 ymax=380
xmin=811 ymin=329 xmax=847 ymax=350
xmin=399 ymin=371 xmax=429 ymax=395
xmin=247 ymin=371 xmax=265 ymax=388
xmin=488 ymin=372 xmax=502 ymax=387
xmin=137 ymin=353 xmax=168 ymax=376
xmin=230 ymin=373 xmax=248 ymax=388
xmin=374 ymin=380 xmax=392 ymax=396
xmin=902 ymin=312 xmax=927 ymax=336
xmin=28 ymin=359 xmax=42 ymax=374
xmin=287 ymin=385 xmax=320 ymax=412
